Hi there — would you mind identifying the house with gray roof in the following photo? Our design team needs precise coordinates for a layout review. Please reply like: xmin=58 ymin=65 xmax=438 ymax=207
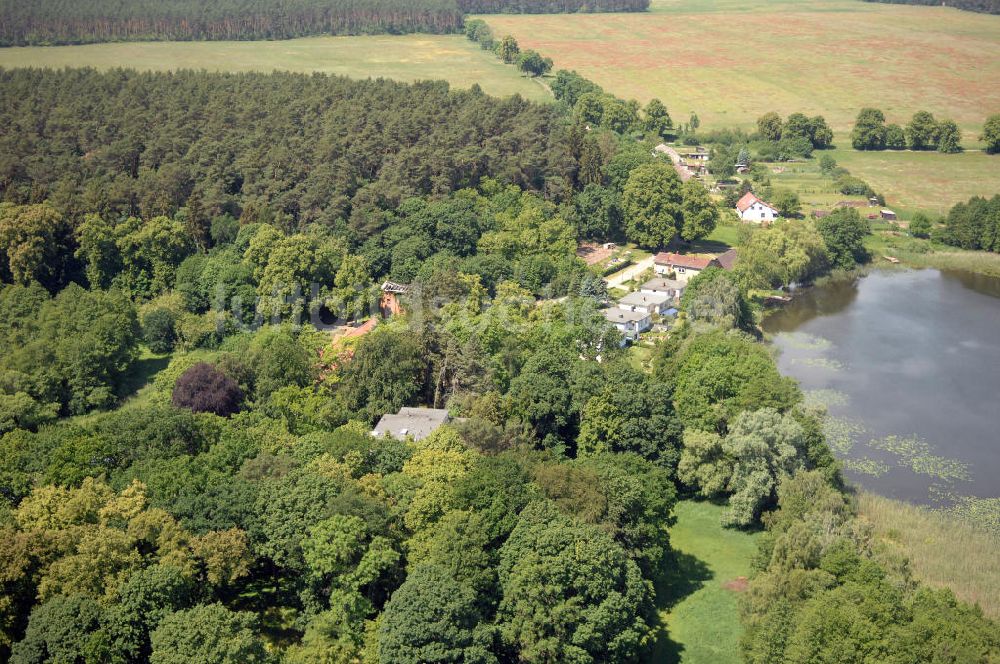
xmin=371 ymin=407 xmax=450 ymax=441
xmin=617 ymin=290 xmax=672 ymax=315
xmin=602 ymin=307 xmax=651 ymax=344
xmin=639 ymin=278 xmax=685 ymax=300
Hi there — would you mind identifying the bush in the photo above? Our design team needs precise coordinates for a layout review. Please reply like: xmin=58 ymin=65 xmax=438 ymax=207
xmin=172 ymin=362 xmax=244 ymax=417
xmin=142 ymin=307 xmax=177 ymax=353
xmin=835 ymin=175 xmax=874 ymax=197
xmin=909 ymin=212 xmax=933 ymax=239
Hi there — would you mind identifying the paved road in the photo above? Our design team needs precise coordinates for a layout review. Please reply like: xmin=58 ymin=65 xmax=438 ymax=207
xmin=604 ymin=255 xmax=655 ymax=289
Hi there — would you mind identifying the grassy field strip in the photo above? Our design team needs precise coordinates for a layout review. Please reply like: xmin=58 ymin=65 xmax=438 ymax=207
xmin=652 ymin=500 xmax=760 ymax=664
xmin=480 ymin=0 xmax=1000 ymax=137
xmin=857 ymin=491 xmax=1000 ymax=621
xmin=0 ymin=35 xmax=551 ymax=102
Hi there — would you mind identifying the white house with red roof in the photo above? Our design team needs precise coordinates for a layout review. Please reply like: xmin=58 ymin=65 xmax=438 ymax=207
xmin=736 ymin=192 xmax=779 ymax=223
xmin=653 ymin=252 xmax=720 ymax=284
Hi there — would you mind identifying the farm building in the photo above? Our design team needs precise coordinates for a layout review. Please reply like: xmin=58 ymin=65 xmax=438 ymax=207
xmin=881 ymin=209 xmax=897 ymax=221
xmin=736 ymin=192 xmax=779 ymax=222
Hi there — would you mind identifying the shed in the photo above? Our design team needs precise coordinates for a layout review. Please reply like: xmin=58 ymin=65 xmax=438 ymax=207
xmin=881 ymin=209 xmax=897 ymax=221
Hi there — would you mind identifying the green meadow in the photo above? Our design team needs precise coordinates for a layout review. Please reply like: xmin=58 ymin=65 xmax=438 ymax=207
xmin=652 ymin=500 xmax=761 ymax=664
xmin=0 ymin=35 xmax=551 ymax=102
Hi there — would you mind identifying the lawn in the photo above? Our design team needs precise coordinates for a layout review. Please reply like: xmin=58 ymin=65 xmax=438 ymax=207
xmin=651 ymin=499 xmax=761 ymax=664
xmin=480 ymin=0 xmax=1000 ymax=138
xmin=0 ymin=35 xmax=551 ymax=102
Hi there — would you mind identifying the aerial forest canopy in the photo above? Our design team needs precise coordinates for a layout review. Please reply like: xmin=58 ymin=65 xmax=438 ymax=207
xmin=0 ymin=68 xmax=574 ymax=234
xmin=0 ymin=0 xmax=648 ymax=46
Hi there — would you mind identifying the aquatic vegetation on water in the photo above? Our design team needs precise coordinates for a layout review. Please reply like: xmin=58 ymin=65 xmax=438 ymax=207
xmin=780 ymin=332 xmax=833 ymax=351
xmin=844 ymin=457 xmax=890 ymax=477
xmin=804 ymin=389 xmax=849 ymax=411
xmin=790 ymin=357 xmax=844 ymax=371
xmin=868 ymin=435 xmax=971 ymax=483
xmin=931 ymin=491 xmax=1000 ymax=535
xmin=823 ymin=416 xmax=865 ymax=455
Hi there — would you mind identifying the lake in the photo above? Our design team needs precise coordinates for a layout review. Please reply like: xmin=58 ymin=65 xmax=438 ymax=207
xmin=763 ymin=268 xmax=1000 ymax=505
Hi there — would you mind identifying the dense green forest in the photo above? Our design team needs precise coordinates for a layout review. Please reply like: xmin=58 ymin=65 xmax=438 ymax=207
xmin=0 ymin=63 xmax=997 ymax=663
xmin=0 ymin=0 xmax=648 ymax=47
xmin=0 ymin=69 xmax=574 ymax=237
xmin=0 ymin=0 xmax=464 ymax=46
xmin=862 ymin=0 xmax=1000 ymax=14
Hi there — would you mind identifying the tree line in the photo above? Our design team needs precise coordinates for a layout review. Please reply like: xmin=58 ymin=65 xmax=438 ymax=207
xmin=851 ymin=108 xmax=964 ymax=152
xmin=936 ymin=194 xmax=1000 ymax=252
xmin=0 ymin=0 xmax=648 ymax=47
xmin=862 ymin=0 xmax=1000 ymax=14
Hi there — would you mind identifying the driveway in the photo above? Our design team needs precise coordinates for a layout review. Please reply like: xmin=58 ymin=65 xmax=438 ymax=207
xmin=604 ymin=255 xmax=655 ymax=289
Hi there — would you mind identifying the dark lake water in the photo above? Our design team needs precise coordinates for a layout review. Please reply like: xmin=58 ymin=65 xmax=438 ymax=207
xmin=763 ymin=268 xmax=1000 ymax=505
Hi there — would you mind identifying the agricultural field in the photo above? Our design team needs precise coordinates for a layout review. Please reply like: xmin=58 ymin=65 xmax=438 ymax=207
xmin=0 ymin=35 xmax=551 ymax=102
xmin=480 ymin=0 xmax=1000 ymax=139
xmin=652 ymin=500 xmax=761 ymax=664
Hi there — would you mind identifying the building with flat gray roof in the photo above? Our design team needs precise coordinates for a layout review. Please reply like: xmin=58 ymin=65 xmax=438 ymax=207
xmin=372 ymin=407 xmax=450 ymax=441
xmin=617 ymin=290 xmax=671 ymax=315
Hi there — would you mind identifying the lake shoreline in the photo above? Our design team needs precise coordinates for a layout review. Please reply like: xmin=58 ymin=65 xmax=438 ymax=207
xmin=762 ymin=267 xmax=1000 ymax=520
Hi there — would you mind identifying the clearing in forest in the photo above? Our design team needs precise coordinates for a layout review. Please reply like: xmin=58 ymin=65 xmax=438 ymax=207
xmin=651 ymin=499 xmax=761 ymax=664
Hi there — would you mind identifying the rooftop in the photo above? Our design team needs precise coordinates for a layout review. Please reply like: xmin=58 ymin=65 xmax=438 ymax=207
xmin=372 ymin=407 xmax=450 ymax=441
xmin=736 ymin=191 xmax=778 ymax=213
xmin=641 ymin=278 xmax=685 ymax=291
xmin=654 ymin=252 xmax=716 ymax=270
xmin=602 ymin=308 xmax=650 ymax=324
xmin=381 ymin=281 xmax=410 ymax=294
xmin=618 ymin=290 xmax=671 ymax=306
xmin=715 ymin=248 xmax=738 ymax=270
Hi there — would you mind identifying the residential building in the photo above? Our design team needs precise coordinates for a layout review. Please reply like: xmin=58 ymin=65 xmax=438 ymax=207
xmin=602 ymin=307 xmax=651 ymax=344
xmin=617 ymin=290 xmax=672 ymax=315
xmin=372 ymin=407 xmax=450 ymax=441
xmin=639 ymin=277 xmax=686 ymax=300
xmin=735 ymin=192 xmax=779 ymax=223
xmin=653 ymin=252 xmax=719 ymax=283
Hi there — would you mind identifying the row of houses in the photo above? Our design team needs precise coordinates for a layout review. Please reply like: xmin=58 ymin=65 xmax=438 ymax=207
xmin=602 ymin=247 xmax=739 ymax=343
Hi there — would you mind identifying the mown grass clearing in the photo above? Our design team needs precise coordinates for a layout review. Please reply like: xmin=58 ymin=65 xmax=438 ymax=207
xmin=481 ymin=0 xmax=1000 ymax=138
xmin=857 ymin=491 xmax=1000 ymax=621
xmin=830 ymin=148 xmax=1000 ymax=215
xmin=0 ymin=35 xmax=551 ymax=102
xmin=651 ymin=499 xmax=761 ymax=664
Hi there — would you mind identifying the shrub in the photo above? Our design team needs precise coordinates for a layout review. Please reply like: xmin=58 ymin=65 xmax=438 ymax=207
xmin=909 ymin=212 xmax=933 ymax=239
xmin=172 ymin=362 xmax=244 ymax=416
